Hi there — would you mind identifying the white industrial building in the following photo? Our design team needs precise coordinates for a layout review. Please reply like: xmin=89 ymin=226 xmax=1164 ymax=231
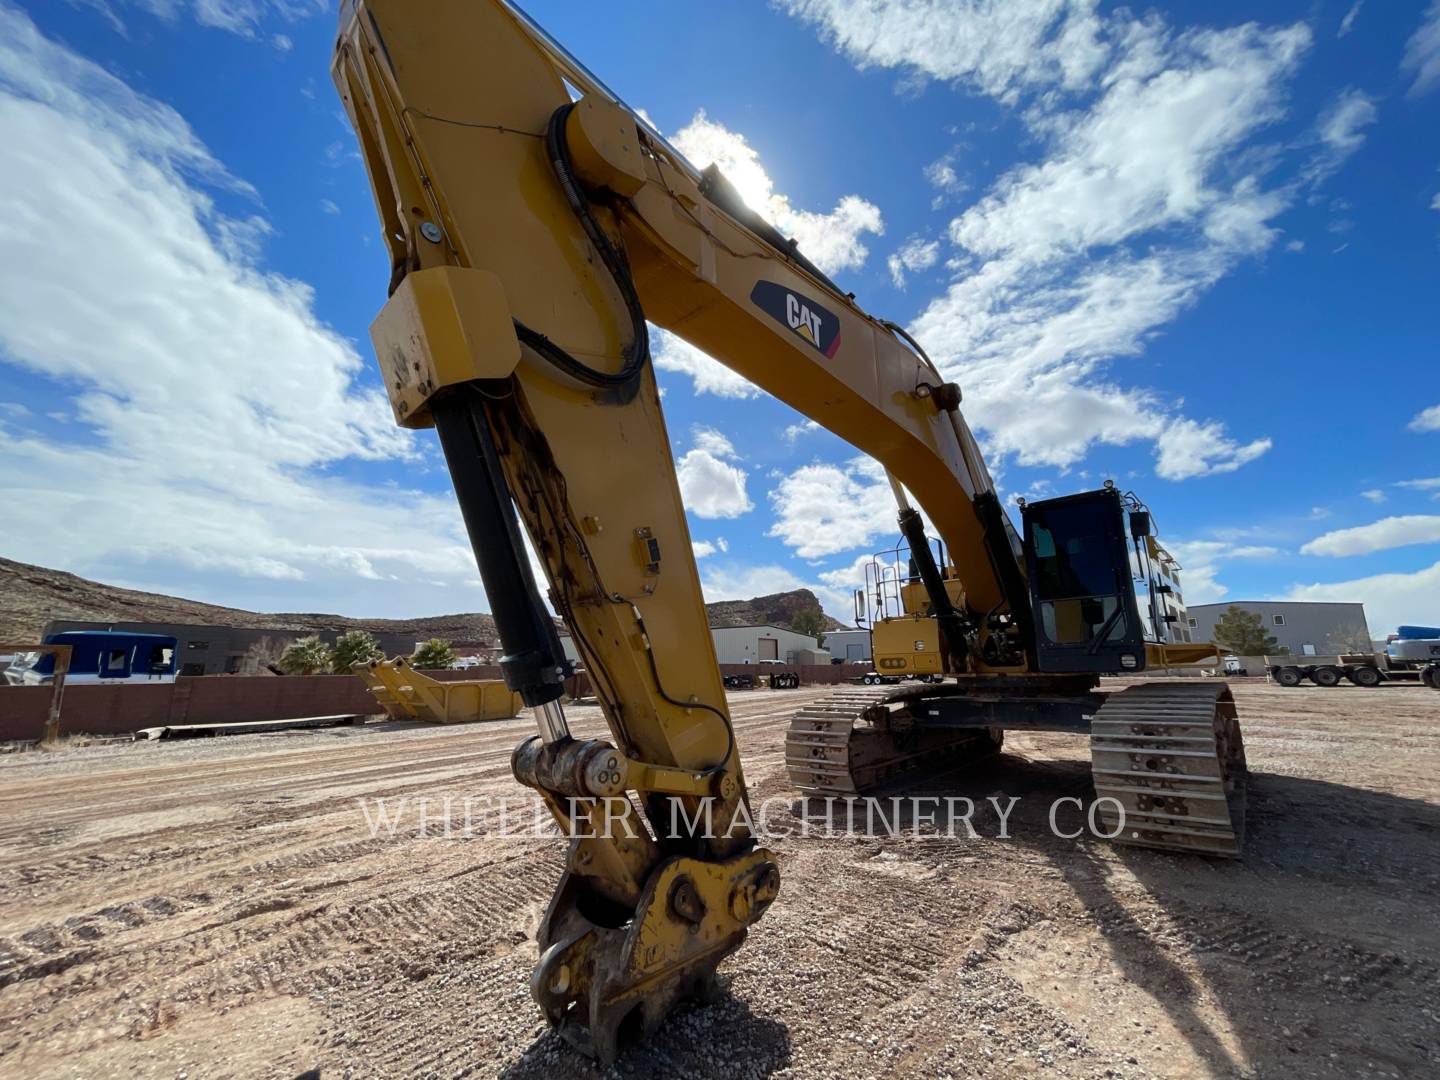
xmin=1186 ymin=601 xmax=1371 ymax=656
xmin=823 ymin=628 xmax=871 ymax=663
xmin=710 ymin=624 xmax=829 ymax=665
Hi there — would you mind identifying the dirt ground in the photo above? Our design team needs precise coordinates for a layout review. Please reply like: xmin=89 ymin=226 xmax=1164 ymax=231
xmin=1 ymin=679 xmax=1437 ymax=1079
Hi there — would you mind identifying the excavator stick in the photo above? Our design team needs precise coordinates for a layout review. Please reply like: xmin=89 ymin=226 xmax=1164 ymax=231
xmin=333 ymin=0 xmax=779 ymax=1060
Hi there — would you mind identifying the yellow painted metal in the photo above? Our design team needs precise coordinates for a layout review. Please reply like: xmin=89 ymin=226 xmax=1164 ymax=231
xmin=873 ymin=617 xmax=943 ymax=675
xmin=532 ymin=846 xmax=779 ymax=1062
xmin=334 ymin=1 xmax=770 ymax=1057
xmin=354 ymin=658 xmax=523 ymax=723
xmin=899 ymin=578 xmax=965 ymax=615
xmin=369 ymin=267 xmax=521 ymax=428
xmin=1147 ymin=641 xmax=1223 ymax=668
xmin=565 ymin=96 xmax=648 ymax=198
xmin=327 ymin=0 xmax=1171 ymax=1059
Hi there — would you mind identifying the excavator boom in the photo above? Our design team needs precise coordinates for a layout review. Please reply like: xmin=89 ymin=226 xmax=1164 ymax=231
xmin=331 ymin=0 xmax=1247 ymax=1062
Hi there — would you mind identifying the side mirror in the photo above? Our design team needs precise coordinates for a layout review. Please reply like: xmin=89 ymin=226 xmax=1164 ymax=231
xmin=854 ymin=588 xmax=866 ymax=625
xmin=1129 ymin=511 xmax=1152 ymax=539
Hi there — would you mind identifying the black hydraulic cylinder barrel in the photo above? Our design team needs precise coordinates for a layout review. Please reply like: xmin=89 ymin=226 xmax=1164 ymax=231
xmin=897 ymin=507 xmax=969 ymax=664
xmin=431 ymin=392 xmax=569 ymax=707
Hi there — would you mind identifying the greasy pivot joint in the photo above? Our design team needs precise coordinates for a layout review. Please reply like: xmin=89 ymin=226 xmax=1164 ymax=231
xmin=512 ymin=734 xmax=728 ymax=799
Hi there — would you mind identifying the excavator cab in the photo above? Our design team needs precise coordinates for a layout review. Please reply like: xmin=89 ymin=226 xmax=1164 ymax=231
xmin=1021 ymin=486 xmax=1148 ymax=675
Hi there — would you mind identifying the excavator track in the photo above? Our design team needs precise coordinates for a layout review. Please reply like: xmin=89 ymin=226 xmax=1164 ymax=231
xmin=786 ymin=681 xmax=1248 ymax=858
xmin=1089 ymin=682 xmax=1247 ymax=857
xmin=785 ymin=685 xmax=1003 ymax=797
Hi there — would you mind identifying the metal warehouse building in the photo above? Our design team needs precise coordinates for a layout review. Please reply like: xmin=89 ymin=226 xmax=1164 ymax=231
xmin=823 ymin=628 xmax=872 ymax=663
xmin=709 ymin=624 xmax=828 ymax=665
xmin=1185 ymin=601 xmax=1371 ymax=656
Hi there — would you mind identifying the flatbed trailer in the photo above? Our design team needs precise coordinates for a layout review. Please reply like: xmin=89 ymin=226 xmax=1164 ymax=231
xmin=1267 ymin=652 xmax=1440 ymax=689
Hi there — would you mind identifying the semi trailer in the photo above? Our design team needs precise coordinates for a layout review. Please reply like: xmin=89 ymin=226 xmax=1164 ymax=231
xmin=1267 ymin=626 xmax=1440 ymax=688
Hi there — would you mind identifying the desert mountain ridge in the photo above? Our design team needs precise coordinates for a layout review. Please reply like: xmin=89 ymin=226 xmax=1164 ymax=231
xmin=0 ymin=557 xmax=846 ymax=643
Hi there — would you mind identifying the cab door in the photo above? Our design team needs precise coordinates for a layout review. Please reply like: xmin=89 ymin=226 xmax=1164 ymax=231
xmin=1022 ymin=488 xmax=1147 ymax=674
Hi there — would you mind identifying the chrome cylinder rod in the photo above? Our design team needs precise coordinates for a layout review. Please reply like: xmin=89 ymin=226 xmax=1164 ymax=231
xmin=535 ymin=699 xmax=571 ymax=744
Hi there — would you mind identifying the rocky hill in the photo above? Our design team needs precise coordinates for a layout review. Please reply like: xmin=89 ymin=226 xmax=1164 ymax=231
xmin=0 ymin=559 xmax=844 ymax=642
xmin=704 ymin=589 xmax=846 ymax=631
xmin=0 ymin=557 xmax=498 ymax=644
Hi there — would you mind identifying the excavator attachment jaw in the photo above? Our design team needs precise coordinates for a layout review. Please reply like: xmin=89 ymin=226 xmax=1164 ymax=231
xmin=531 ymin=848 xmax=779 ymax=1064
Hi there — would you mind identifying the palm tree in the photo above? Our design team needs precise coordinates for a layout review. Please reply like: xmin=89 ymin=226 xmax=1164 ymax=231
xmin=277 ymin=635 xmax=333 ymax=675
xmin=411 ymin=638 xmax=458 ymax=670
xmin=331 ymin=629 xmax=384 ymax=673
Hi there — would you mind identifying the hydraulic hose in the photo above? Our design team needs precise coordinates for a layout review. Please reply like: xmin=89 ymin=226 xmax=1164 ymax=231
xmin=508 ymin=103 xmax=648 ymax=390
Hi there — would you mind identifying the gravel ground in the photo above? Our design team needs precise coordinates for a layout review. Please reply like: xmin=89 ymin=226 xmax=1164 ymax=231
xmin=1 ymin=679 xmax=1438 ymax=1079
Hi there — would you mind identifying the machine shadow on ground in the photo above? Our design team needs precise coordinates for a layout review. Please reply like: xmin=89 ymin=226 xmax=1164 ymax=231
xmin=496 ymin=990 xmax=792 ymax=1080
xmin=781 ymin=744 xmax=1439 ymax=1078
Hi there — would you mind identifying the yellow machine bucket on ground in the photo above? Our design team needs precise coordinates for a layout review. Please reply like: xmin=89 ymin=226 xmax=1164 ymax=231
xmin=354 ymin=658 xmax=523 ymax=724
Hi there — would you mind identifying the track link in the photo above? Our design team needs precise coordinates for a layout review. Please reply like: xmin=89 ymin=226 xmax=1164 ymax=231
xmin=784 ymin=685 xmax=1001 ymax=796
xmin=1089 ymin=682 xmax=1247 ymax=857
xmin=786 ymin=680 xmax=1249 ymax=858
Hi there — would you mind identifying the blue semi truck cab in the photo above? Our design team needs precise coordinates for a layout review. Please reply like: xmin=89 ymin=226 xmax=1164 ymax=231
xmin=3 ymin=631 xmax=178 ymax=686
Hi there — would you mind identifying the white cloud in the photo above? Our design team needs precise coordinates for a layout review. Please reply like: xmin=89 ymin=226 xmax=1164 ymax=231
xmin=88 ymin=1 xmax=326 ymax=40
xmin=1154 ymin=418 xmax=1272 ymax=481
xmin=1432 ymin=193 xmax=1440 ymax=212
xmin=700 ymin=563 xmax=807 ymax=602
xmin=817 ymin=552 xmax=877 ymax=594
xmin=783 ymin=3 xmax=1314 ymax=480
xmin=691 ymin=426 xmax=738 ymax=460
xmin=319 ymin=197 xmax=340 ymax=215
xmin=1361 ymin=489 xmax=1386 ymax=504
xmin=782 ymin=420 xmax=821 ymax=442
xmin=887 ymin=236 xmax=940 ymax=288
xmin=768 ymin=456 xmax=901 ymax=558
xmin=1281 ymin=560 xmax=1440 ymax=638
xmin=1397 ymin=476 xmax=1440 ymax=492
xmin=670 ymin=110 xmax=883 ymax=275
xmin=1300 ymin=516 xmax=1440 ymax=557
xmin=72 ymin=0 xmax=128 ymax=34
xmin=271 ymin=33 xmax=293 ymax=52
xmin=651 ymin=326 xmax=759 ymax=399
xmin=1317 ymin=89 xmax=1376 ymax=155
xmin=924 ymin=154 xmax=967 ymax=204
xmin=925 ymin=158 xmax=960 ymax=190
xmin=1165 ymin=539 xmax=1283 ymax=605
xmin=700 ymin=561 xmax=851 ymax=621
xmin=1409 ymin=404 xmax=1440 ymax=432
xmin=676 ymin=430 xmax=752 ymax=519
xmin=815 ymin=551 xmax=901 ymax=615
xmin=944 ymin=22 xmax=1308 ymax=267
xmin=1402 ymin=1 xmax=1440 ymax=97
xmin=692 ymin=540 xmax=717 ymax=559
xmin=0 ymin=6 xmax=510 ymax=615
xmin=1304 ymin=88 xmax=1378 ymax=185
xmin=1338 ymin=2 xmax=1364 ymax=39
xmin=779 ymin=0 xmax=1109 ymax=104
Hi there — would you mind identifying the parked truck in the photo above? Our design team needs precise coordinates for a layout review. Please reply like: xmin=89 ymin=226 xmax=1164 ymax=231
xmin=1268 ymin=626 xmax=1440 ymax=689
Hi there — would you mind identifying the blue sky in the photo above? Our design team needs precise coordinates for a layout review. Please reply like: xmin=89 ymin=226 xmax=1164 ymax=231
xmin=0 ymin=0 xmax=1437 ymax=636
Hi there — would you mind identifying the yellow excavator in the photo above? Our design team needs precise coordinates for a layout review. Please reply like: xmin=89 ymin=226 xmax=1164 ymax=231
xmin=331 ymin=0 xmax=1247 ymax=1062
